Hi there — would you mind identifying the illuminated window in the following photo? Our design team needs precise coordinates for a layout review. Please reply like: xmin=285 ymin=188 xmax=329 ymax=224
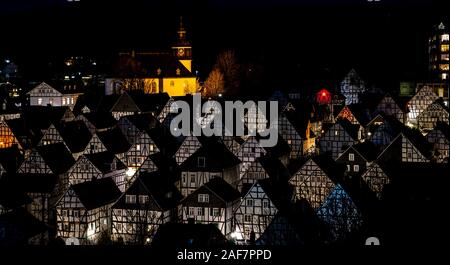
xmin=354 ymin=165 xmax=360 ymax=172
xmin=442 ymin=44 xmax=449 ymax=52
xmin=139 ymin=195 xmax=149 ymax=204
xmin=442 ymin=54 xmax=449 ymax=61
xmin=37 ymin=98 xmax=43 ymax=105
xmin=212 ymin=208 xmax=220 ymax=217
xmin=198 ymin=194 xmax=209 ymax=203
xmin=440 ymin=64 xmax=449 ymax=71
xmin=149 ymin=144 xmax=154 ymax=152
xmin=62 ymin=98 xmax=66 ymax=105
xmin=188 ymin=207 xmax=195 ymax=216
xmin=442 ymin=34 xmax=450 ymax=42
xmin=349 ymin=153 xmax=355 ymax=161
xmin=136 ymin=144 xmax=140 ymax=151
xmin=442 ymin=73 xmax=448 ymax=80
xmin=244 ymin=214 xmax=252 ymax=223
xmin=125 ymin=195 xmax=136 ymax=204
xmin=197 ymin=207 xmax=204 ymax=216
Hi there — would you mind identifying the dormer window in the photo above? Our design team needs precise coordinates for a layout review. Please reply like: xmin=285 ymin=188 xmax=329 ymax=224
xmin=198 ymin=157 xmax=205 ymax=168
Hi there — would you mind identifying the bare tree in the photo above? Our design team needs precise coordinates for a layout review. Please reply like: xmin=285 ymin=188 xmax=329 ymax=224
xmin=204 ymin=68 xmax=225 ymax=97
xmin=215 ymin=49 xmax=241 ymax=95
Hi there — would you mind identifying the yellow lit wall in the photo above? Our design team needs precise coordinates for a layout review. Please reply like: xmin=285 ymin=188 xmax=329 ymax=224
xmin=162 ymin=77 xmax=197 ymax=96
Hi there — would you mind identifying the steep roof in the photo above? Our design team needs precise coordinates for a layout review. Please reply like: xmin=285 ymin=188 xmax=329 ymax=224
xmin=180 ymin=142 xmax=240 ymax=172
xmin=113 ymin=171 xmax=182 ymax=211
xmin=203 ymin=177 xmax=240 ymax=203
xmin=56 ymin=120 xmax=92 ymax=153
xmin=36 ymin=142 xmax=75 ymax=175
xmin=84 ymin=152 xmax=127 ymax=174
xmin=71 ymin=178 xmax=121 ymax=210
xmin=96 ymin=127 xmax=131 ymax=154
xmin=81 ymin=112 xmax=117 ymax=130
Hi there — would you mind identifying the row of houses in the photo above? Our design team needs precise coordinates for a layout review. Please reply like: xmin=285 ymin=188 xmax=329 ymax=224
xmin=0 ymin=77 xmax=448 ymax=246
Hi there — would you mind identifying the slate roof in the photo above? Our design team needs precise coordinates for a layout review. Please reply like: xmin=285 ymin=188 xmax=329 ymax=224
xmin=81 ymin=112 xmax=117 ymax=130
xmin=180 ymin=142 xmax=240 ymax=172
xmin=36 ymin=142 xmax=75 ymax=175
xmin=0 ymin=208 xmax=48 ymax=246
xmin=203 ymin=177 xmax=241 ymax=203
xmin=113 ymin=171 xmax=182 ymax=211
xmin=0 ymin=145 xmax=23 ymax=173
xmin=71 ymin=178 xmax=121 ymax=211
xmin=96 ymin=127 xmax=131 ymax=154
xmin=84 ymin=152 xmax=127 ymax=174
xmin=56 ymin=120 xmax=92 ymax=153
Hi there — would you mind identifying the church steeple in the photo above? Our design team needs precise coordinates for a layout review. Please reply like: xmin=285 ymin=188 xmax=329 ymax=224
xmin=172 ymin=16 xmax=192 ymax=72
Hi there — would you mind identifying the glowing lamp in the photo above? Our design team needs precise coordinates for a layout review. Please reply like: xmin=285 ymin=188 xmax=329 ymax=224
xmin=126 ymin=168 xmax=136 ymax=178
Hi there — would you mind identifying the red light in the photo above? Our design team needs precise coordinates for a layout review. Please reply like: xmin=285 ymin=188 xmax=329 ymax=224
xmin=322 ymin=92 xmax=327 ymax=97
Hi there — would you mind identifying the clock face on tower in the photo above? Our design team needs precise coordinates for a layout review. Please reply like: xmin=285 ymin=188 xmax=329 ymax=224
xmin=177 ymin=48 xmax=185 ymax=57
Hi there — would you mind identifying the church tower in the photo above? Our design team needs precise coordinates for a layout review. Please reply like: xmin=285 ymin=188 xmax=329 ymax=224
xmin=172 ymin=16 xmax=193 ymax=72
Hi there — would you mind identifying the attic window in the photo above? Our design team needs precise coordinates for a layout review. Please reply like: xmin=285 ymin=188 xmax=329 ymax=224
xmin=198 ymin=194 xmax=209 ymax=203
xmin=125 ymin=195 xmax=136 ymax=204
xmin=176 ymin=68 xmax=181 ymax=76
xmin=198 ymin=157 xmax=205 ymax=167
xmin=139 ymin=195 xmax=149 ymax=204
xmin=349 ymin=153 xmax=355 ymax=161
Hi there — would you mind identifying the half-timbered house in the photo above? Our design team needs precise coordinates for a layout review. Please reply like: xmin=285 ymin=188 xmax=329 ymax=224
xmin=55 ymin=178 xmax=121 ymax=245
xmin=178 ymin=142 xmax=240 ymax=197
xmin=417 ymin=99 xmax=449 ymax=132
xmin=426 ymin=122 xmax=449 ymax=163
xmin=373 ymin=93 xmax=405 ymax=123
xmin=319 ymin=119 xmax=361 ymax=159
xmin=17 ymin=142 xmax=75 ymax=199
xmin=233 ymin=179 xmax=279 ymax=244
xmin=340 ymin=69 xmax=367 ymax=105
xmin=67 ymin=151 xmax=127 ymax=191
xmin=377 ymin=133 xmax=432 ymax=163
xmin=407 ymin=85 xmax=439 ymax=125
xmin=360 ymin=162 xmax=391 ymax=199
xmin=179 ymin=177 xmax=240 ymax=237
xmin=27 ymin=82 xmax=82 ymax=109
xmin=111 ymin=171 xmax=182 ymax=244
xmin=235 ymin=136 xmax=267 ymax=177
xmin=336 ymin=141 xmax=379 ymax=179
xmin=316 ymin=184 xmax=363 ymax=241
xmin=289 ymin=154 xmax=345 ymax=209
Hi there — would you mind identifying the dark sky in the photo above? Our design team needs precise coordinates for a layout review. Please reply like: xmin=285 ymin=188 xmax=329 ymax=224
xmin=1 ymin=0 xmax=448 ymax=89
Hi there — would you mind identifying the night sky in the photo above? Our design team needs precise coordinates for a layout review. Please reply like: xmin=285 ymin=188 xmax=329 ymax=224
xmin=1 ymin=0 xmax=448 ymax=91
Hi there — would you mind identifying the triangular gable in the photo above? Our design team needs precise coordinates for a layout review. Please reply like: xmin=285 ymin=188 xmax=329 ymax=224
xmin=220 ymin=136 xmax=241 ymax=155
xmin=67 ymin=156 xmax=102 ymax=184
xmin=157 ymin=97 xmax=175 ymax=123
xmin=27 ymin=82 xmax=62 ymax=96
xmin=377 ymin=133 xmax=429 ymax=163
xmin=336 ymin=106 xmax=359 ymax=125
xmin=316 ymin=184 xmax=362 ymax=239
xmin=17 ymin=150 xmax=53 ymax=174
xmin=174 ymin=135 xmax=202 ymax=165
xmin=0 ymin=121 xmax=20 ymax=149
xmin=289 ymin=159 xmax=336 ymax=209
xmin=82 ymin=134 xmax=108 ymax=155
xmin=111 ymin=92 xmax=140 ymax=113
xmin=38 ymin=124 xmax=64 ymax=146
xmin=360 ymin=163 xmax=390 ymax=199
xmin=374 ymin=94 xmax=404 ymax=122
xmin=56 ymin=188 xmax=84 ymax=209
